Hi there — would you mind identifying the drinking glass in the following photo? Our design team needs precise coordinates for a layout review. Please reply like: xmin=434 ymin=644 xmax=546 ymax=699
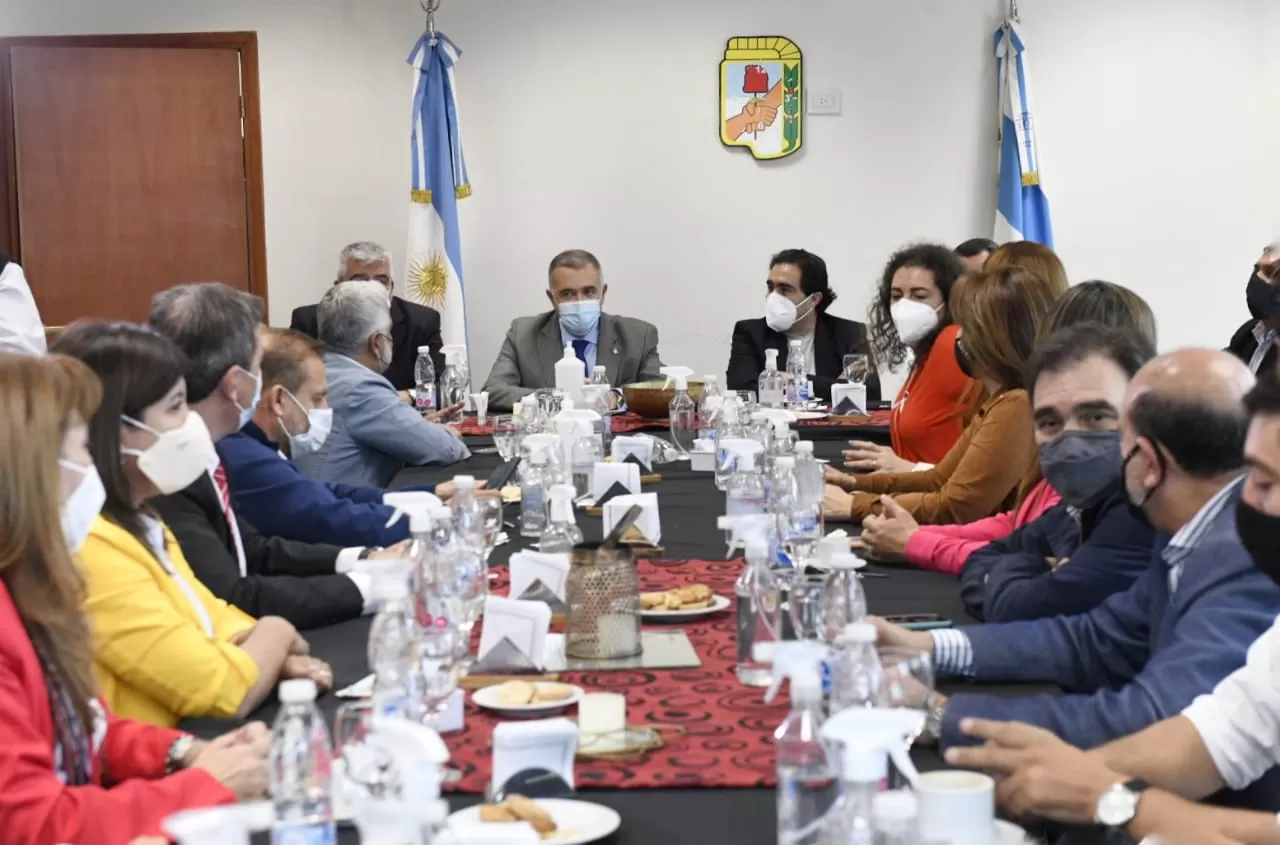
xmin=334 ymin=701 xmax=397 ymax=802
xmin=877 ymin=647 xmax=936 ymax=787
xmin=492 ymin=415 xmax=519 ymax=460
xmin=534 ymin=388 xmax=563 ymax=418
xmin=570 ymin=435 xmax=603 ymax=499
xmin=842 ymin=354 xmax=870 ymax=384
xmin=787 ymin=575 xmax=828 ymax=641
xmin=480 ymin=496 xmax=504 ymax=561
xmin=419 ymin=623 xmax=462 ymax=724
xmin=734 ymin=390 xmax=758 ymax=416
xmin=438 ymin=548 xmax=487 ymax=671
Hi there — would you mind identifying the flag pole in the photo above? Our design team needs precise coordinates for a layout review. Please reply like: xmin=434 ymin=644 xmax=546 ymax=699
xmin=1008 ymin=0 xmax=1020 ymax=23
xmin=420 ymin=0 xmax=441 ymax=45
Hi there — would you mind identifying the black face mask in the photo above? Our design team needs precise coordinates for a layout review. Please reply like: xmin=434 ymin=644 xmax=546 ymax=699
xmin=1246 ymin=273 xmax=1280 ymax=321
xmin=954 ymin=335 xmax=976 ymax=379
xmin=1121 ymin=443 xmax=1164 ymax=529
xmin=1235 ymin=499 xmax=1280 ymax=586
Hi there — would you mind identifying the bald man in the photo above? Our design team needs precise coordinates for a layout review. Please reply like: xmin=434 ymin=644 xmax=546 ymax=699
xmin=874 ymin=350 xmax=1280 ymax=796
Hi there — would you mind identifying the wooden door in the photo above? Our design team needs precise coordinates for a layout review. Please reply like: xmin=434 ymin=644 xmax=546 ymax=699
xmin=0 ymin=34 xmax=268 ymax=326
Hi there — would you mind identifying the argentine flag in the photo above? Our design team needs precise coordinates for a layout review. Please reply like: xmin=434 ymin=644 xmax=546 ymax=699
xmin=406 ymin=32 xmax=471 ymax=355
xmin=994 ymin=20 xmax=1053 ymax=246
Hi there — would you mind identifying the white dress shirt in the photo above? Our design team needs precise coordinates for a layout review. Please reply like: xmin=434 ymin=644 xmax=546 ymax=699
xmin=0 ymin=260 xmax=46 ymax=355
xmin=1182 ymin=615 xmax=1280 ymax=790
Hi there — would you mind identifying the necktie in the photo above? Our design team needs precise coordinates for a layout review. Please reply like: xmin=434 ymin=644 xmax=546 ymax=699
xmin=572 ymin=338 xmax=590 ymax=377
xmin=211 ymin=463 xmax=239 ymax=541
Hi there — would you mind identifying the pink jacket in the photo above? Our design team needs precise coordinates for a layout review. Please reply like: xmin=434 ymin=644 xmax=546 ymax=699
xmin=903 ymin=480 xmax=1060 ymax=575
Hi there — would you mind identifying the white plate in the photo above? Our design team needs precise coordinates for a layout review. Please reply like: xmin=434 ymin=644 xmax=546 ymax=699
xmin=791 ymin=410 xmax=829 ymax=421
xmin=473 ymin=682 xmax=585 ymax=716
xmin=639 ymin=593 xmax=732 ymax=620
xmin=210 ymin=801 xmax=353 ymax=831
xmin=449 ymin=798 xmax=622 ymax=845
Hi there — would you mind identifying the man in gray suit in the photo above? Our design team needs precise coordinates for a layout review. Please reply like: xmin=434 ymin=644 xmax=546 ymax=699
xmin=294 ymin=281 xmax=469 ymax=488
xmin=482 ymin=249 xmax=664 ymax=411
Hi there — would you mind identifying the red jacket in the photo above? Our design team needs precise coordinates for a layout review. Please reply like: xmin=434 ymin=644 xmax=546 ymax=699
xmin=0 ymin=582 xmax=235 ymax=844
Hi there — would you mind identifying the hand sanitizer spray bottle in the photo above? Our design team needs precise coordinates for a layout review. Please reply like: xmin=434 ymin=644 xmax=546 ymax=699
xmin=819 ymin=708 xmax=924 ymax=845
xmin=759 ymin=348 xmax=785 ymax=408
xmin=755 ymin=641 xmax=838 ymax=845
xmin=350 ymin=716 xmax=451 ymax=845
xmin=733 ymin=524 xmax=781 ymax=687
xmin=660 ymin=366 xmax=697 ymax=456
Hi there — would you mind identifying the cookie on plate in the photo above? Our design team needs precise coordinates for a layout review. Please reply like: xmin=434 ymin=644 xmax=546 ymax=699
xmin=496 ymin=680 xmax=536 ymax=706
xmin=532 ymin=683 xmax=575 ymax=703
xmin=505 ymin=794 xmax=557 ymax=834
xmin=478 ymin=804 xmax=518 ymax=823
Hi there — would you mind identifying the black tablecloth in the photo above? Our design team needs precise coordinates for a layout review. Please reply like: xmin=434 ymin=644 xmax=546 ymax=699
xmin=187 ymin=432 xmax=1051 ymax=845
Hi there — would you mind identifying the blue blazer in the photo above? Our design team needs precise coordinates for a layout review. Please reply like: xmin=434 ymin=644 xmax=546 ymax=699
xmin=942 ymin=482 xmax=1280 ymax=772
xmin=958 ymin=485 xmax=1154 ymax=622
xmin=218 ymin=421 xmax=435 ymax=549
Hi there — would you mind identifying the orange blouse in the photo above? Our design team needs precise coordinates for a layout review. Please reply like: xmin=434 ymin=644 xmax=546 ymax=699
xmin=890 ymin=324 xmax=973 ymax=464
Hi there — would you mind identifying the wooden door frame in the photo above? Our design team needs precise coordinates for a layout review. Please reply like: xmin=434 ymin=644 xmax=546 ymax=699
xmin=0 ymin=31 xmax=270 ymax=311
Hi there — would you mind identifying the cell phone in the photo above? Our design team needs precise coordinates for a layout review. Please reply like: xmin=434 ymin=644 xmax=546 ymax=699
xmin=867 ymin=400 xmax=892 ymax=411
xmin=486 ymin=457 xmax=521 ymax=491
xmin=883 ymin=613 xmax=952 ymax=631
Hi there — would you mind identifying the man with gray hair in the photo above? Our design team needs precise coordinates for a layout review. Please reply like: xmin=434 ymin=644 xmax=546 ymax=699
xmin=482 ymin=248 xmax=664 ymax=411
xmin=290 ymin=240 xmax=444 ymax=393
xmin=294 ymin=281 xmax=468 ymax=488
xmin=149 ymin=282 xmax=396 ymax=633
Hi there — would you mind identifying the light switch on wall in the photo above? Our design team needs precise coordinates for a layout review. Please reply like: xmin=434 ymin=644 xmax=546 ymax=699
xmin=807 ymin=89 xmax=842 ymax=116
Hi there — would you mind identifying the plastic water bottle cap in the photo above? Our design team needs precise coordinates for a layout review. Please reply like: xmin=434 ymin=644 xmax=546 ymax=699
xmin=418 ymin=345 xmax=432 ymax=354
xmin=872 ymin=790 xmax=919 ymax=823
xmin=278 ymin=678 xmax=318 ymax=704
xmin=843 ymin=622 xmax=877 ymax=644
xmin=454 ymin=475 xmax=476 ymax=491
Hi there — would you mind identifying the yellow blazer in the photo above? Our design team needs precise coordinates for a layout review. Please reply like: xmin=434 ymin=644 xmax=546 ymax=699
xmin=79 ymin=515 xmax=260 ymax=727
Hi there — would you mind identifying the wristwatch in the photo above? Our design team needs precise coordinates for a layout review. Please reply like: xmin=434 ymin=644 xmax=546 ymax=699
xmin=166 ymin=734 xmax=196 ymax=774
xmin=1094 ymin=778 xmax=1149 ymax=829
xmin=923 ymin=692 xmax=947 ymax=741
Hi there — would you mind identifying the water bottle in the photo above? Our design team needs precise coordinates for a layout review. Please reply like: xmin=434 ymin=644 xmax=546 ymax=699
xmin=735 ymin=536 xmax=781 ymax=687
xmin=714 ymin=402 xmax=748 ymax=492
xmin=759 ymin=348 xmax=785 ymax=409
xmin=450 ymin=475 xmax=485 ymax=552
xmin=539 ymin=483 xmax=583 ymax=554
xmin=698 ymin=375 xmax=724 ymax=441
xmin=776 ymin=665 xmax=838 ymax=845
xmin=829 ymin=622 xmax=884 ymax=713
xmin=793 ymin=441 xmax=825 ymax=511
xmin=786 ymin=340 xmax=808 ymax=406
xmin=661 ymin=367 xmax=697 ymax=456
xmin=570 ymin=435 xmax=602 ymax=499
xmin=821 ymin=554 xmax=868 ymax=643
xmin=585 ymin=373 xmax=613 ymax=452
xmin=367 ymin=570 xmax=426 ymax=721
xmin=873 ymin=791 xmax=921 ymax=845
xmin=439 ymin=346 xmax=468 ymax=410
xmin=413 ymin=346 xmax=437 ymax=414
xmin=520 ymin=451 xmax=549 ymax=538
xmin=829 ymin=745 xmax=882 ymax=845
xmin=726 ymin=452 xmax=767 ymax=521
xmin=773 ymin=456 xmax=821 ymax=568
xmin=269 ymin=679 xmax=336 ymax=845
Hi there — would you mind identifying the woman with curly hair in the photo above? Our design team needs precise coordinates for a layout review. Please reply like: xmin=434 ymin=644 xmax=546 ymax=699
xmin=846 ymin=243 xmax=974 ymax=473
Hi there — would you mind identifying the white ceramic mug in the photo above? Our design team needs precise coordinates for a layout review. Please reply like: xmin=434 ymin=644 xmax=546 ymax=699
xmin=916 ymin=770 xmax=995 ymax=845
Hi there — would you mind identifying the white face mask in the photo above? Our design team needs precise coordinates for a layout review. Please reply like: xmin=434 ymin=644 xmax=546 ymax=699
xmin=765 ymin=292 xmax=816 ymax=333
xmin=233 ymin=366 xmax=262 ymax=431
xmin=280 ymin=389 xmax=333 ymax=456
xmin=890 ymin=298 xmax=942 ymax=346
xmin=58 ymin=458 xmax=106 ymax=554
xmin=121 ymin=412 xmax=216 ymax=495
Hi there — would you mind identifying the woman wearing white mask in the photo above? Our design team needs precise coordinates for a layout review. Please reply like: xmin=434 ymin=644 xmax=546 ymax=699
xmin=52 ymin=322 xmax=322 ymax=728
xmin=0 ymin=353 xmax=276 ymax=844
xmin=847 ymin=244 xmax=976 ymax=474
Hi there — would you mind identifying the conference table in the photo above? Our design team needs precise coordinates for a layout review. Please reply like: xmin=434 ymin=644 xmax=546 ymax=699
xmin=186 ymin=416 xmax=1055 ymax=844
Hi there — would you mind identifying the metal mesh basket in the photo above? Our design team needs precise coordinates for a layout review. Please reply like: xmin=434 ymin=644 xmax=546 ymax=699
xmin=564 ymin=543 xmax=643 ymax=660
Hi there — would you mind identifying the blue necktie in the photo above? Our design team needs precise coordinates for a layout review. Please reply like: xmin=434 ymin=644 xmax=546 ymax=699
xmin=572 ymin=339 xmax=590 ymax=376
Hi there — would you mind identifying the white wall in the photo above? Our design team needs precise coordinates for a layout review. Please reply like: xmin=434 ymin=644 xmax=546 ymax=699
xmin=2 ymin=0 xmax=1274 ymax=386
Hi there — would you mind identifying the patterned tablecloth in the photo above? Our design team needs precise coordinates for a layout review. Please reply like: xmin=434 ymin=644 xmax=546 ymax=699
xmin=444 ymin=558 xmax=789 ymax=793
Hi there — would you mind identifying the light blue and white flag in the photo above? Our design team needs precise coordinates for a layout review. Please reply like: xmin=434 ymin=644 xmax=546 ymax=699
xmin=406 ymin=32 xmax=471 ymax=354
xmin=993 ymin=20 xmax=1053 ymax=246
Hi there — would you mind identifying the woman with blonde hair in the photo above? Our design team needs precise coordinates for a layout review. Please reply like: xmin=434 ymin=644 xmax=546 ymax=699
xmin=824 ymin=266 xmax=1059 ymax=524
xmin=0 ymin=353 xmax=269 ymax=844
xmin=984 ymin=240 xmax=1070 ymax=299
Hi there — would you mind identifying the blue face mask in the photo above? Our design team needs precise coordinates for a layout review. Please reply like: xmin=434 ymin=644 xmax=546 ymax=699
xmin=558 ymin=300 xmax=602 ymax=339
xmin=235 ymin=366 xmax=263 ymax=430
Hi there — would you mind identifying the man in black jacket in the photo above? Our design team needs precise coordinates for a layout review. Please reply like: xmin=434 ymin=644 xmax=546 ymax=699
xmin=959 ymin=323 xmax=1157 ymax=623
xmin=149 ymin=282 xmax=405 ymax=630
xmin=291 ymin=240 xmax=444 ymax=393
xmin=725 ymin=248 xmax=880 ymax=403
xmin=1226 ymin=247 xmax=1280 ymax=380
